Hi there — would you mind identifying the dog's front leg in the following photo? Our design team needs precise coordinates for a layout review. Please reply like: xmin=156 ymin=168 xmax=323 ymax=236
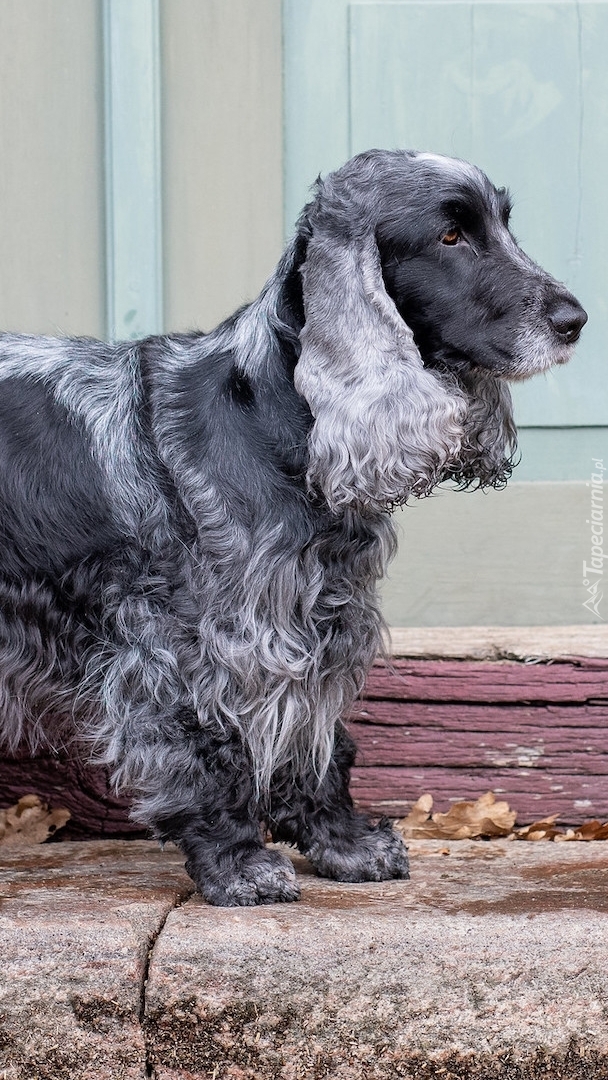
xmin=141 ymin=718 xmax=301 ymax=907
xmin=268 ymin=723 xmax=410 ymax=882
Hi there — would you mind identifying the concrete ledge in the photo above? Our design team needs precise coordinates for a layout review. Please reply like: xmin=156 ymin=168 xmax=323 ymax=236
xmin=1 ymin=839 xmax=608 ymax=1078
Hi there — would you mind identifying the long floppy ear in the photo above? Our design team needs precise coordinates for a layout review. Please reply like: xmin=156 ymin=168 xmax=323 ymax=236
xmin=294 ymin=227 xmax=467 ymax=513
xmin=446 ymin=368 xmax=518 ymax=488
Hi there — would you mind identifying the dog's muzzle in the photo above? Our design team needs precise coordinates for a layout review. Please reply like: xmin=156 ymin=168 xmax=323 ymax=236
xmin=546 ymin=292 xmax=588 ymax=345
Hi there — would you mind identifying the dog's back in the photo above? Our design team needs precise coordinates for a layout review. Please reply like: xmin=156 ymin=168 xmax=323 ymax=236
xmin=0 ymin=150 xmax=586 ymax=904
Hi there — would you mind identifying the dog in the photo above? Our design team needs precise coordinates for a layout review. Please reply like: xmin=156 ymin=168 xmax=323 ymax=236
xmin=0 ymin=149 xmax=586 ymax=905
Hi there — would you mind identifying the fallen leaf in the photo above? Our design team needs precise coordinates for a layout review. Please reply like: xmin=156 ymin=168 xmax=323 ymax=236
xmin=515 ymin=815 xmax=561 ymax=841
xmin=574 ymin=819 xmax=608 ymax=841
xmin=0 ymin=794 xmax=70 ymax=847
xmin=515 ymin=815 xmax=608 ymax=842
xmin=396 ymin=794 xmax=608 ymax=843
xmin=396 ymin=791 xmax=516 ymax=841
xmin=395 ymin=793 xmax=436 ymax=838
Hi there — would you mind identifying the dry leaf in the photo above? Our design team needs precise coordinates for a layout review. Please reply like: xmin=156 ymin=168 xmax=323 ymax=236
xmin=396 ymin=793 xmax=435 ymax=837
xmin=574 ymin=819 xmax=608 ymax=841
xmin=515 ymin=816 xmax=561 ymax=841
xmin=396 ymin=793 xmax=608 ymax=843
xmin=515 ymin=815 xmax=608 ymax=842
xmin=396 ymin=791 xmax=516 ymax=841
xmin=0 ymin=794 xmax=70 ymax=847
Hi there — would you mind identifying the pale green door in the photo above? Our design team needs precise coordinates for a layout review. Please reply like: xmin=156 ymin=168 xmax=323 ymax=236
xmin=283 ymin=0 xmax=608 ymax=625
xmin=284 ymin=0 xmax=608 ymax=481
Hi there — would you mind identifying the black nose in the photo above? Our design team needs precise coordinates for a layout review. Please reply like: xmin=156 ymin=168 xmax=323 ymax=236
xmin=547 ymin=296 xmax=588 ymax=344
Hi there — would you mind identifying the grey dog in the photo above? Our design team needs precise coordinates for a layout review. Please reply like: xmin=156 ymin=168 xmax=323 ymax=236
xmin=0 ymin=150 xmax=586 ymax=904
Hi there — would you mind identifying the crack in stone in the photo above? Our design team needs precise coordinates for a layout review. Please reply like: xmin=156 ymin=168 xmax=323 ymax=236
xmin=140 ymin=884 xmax=195 ymax=1078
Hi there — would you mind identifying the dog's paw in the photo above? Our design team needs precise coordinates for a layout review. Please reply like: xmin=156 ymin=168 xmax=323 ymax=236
xmin=192 ymin=846 xmax=301 ymax=907
xmin=306 ymin=819 xmax=410 ymax=883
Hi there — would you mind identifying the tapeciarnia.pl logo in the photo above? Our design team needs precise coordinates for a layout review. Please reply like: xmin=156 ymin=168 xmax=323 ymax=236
xmin=582 ymin=458 xmax=606 ymax=619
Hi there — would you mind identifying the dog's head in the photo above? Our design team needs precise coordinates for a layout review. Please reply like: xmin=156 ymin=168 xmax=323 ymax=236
xmin=292 ymin=149 xmax=587 ymax=512
xmin=377 ymin=151 xmax=586 ymax=381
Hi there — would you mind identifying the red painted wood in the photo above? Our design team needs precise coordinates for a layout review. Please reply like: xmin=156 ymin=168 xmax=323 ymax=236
xmin=363 ymin=658 xmax=608 ymax=704
xmin=351 ymin=700 xmax=608 ymax=730
xmin=350 ymin=766 xmax=608 ymax=822
xmin=0 ymin=747 xmax=141 ymax=839
xmin=349 ymin=720 xmax=608 ymax=773
xmin=1 ymin=657 xmax=607 ymax=832
xmin=348 ymin=659 xmax=608 ymax=825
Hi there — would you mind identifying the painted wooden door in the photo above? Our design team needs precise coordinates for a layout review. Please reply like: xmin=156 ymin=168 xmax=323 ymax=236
xmin=283 ymin=0 xmax=608 ymax=478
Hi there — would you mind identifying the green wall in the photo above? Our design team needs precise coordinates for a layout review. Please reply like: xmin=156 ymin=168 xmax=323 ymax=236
xmin=283 ymin=0 xmax=608 ymax=483
xmin=283 ymin=0 xmax=608 ymax=623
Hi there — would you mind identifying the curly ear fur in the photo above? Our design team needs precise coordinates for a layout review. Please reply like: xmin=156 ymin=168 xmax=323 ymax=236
xmin=294 ymin=226 xmax=467 ymax=513
xmin=447 ymin=367 xmax=518 ymax=488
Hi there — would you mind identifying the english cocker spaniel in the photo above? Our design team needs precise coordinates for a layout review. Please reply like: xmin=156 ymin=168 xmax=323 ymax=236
xmin=0 ymin=150 xmax=586 ymax=904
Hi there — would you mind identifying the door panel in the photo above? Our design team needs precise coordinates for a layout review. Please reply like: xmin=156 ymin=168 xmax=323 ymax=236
xmin=350 ymin=1 xmax=608 ymax=425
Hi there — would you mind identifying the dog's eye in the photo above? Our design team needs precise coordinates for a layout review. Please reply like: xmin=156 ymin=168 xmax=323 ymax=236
xmin=441 ymin=228 xmax=461 ymax=246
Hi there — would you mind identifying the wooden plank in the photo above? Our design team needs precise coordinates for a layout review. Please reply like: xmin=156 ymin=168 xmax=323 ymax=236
xmin=0 ymin=749 xmax=140 ymax=840
xmin=2 ymin=656 xmax=606 ymax=833
xmin=350 ymin=652 xmax=608 ymax=825
xmin=350 ymin=719 xmax=608 ymax=773
xmin=387 ymin=626 xmax=608 ymax=661
xmin=350 ymin=766 xmax=608 ymax=824
xmin=352 ymin=700 xmax=608 ymax=732
xmin=362 ymin=658 xmax=608 ymax=704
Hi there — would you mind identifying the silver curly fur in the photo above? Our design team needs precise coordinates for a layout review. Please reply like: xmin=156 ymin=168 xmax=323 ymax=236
xmin=0 ymin=148 xmax=586 ymax=904
xmin=296 ymin=230 xmax=467 ymax=511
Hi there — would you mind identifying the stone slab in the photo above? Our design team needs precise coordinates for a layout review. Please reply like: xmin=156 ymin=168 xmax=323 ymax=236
xmin=2 ymin=839 xmax=608 ymax=1079
xmin=0 ymin=840 xmax=193 ymax=1080
xmin=145 ymin=840 xmax=608 ymax=1079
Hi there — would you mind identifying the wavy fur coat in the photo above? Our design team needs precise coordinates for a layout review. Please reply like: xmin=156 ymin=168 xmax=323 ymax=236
xmin=0 ymin=150 xmax=586 ymax=904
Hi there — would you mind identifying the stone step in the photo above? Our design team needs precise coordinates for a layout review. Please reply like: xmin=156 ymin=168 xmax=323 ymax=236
xmin=1 ymin=838 xmax=607 ymax=1079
